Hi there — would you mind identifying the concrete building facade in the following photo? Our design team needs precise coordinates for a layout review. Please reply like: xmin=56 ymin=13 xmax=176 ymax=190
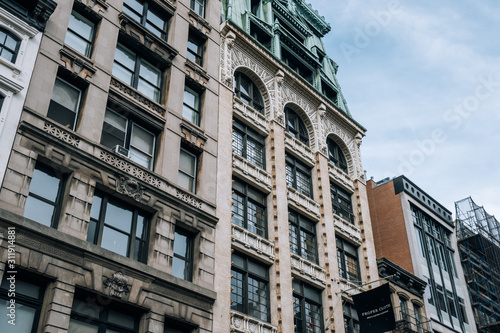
xmin=0 ymin=0 xmax=221 ymax=332
xmin=214 ymin=1 xmax=380 ymax=332
xmin=368 ymin=176 xmax=477 ymax=333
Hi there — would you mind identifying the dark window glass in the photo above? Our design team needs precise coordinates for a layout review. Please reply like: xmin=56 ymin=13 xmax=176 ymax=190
xmin=190 ymin=0 xmax=206 ymax=17
xmin=281 ymin=47 xmax=313 ymax=84
xmin=289 ymin=211 xmax=317 ymax=263
xmin=250 ymin=22 xmax=271 ymax=50
xmin=88 ymin=191 xmax=150 ymax=263
xmin=399 ymin=297 xmax=410 ymax=328
xmin=69 ymin=292 xmax=140 ymax=333
xmin=293 ymin=280 xmax=323 ymax=333
xmin=251 ymin=0 xmax=260 ymax=15
xmin=285 ymin=156 xmax=312 ymax=198
xmin=101 ymin=108 xmax=156 ymax=170
xmin=24 ymin=164 xmax=65 ymax=228
xmin=47 ymin=78 xmax=82 ymax=130
xmin=232 ymin=119 xmax=265 ymax=169
xmin=232 ymin=178 xmax=267 ymax=238
xmin=414 ymin=304 xmax=424 ymax=333
xmin=231 ymin=252 xmax=269 ymax=322
xmin=65 ymin=10 xmax=95 ymax=57
xmin=123 ymin=0 xmax=169 ymax=39
xmin=183 ymin=85 xmax=201 ymax=125
xmin=178 ymin=149 xmax=198 ymax=193
xmin=0 ymin=27 xmax=21 ymax=63
xmin=0 ymin=96 xmax=4 ymax=111
xmin=327 ymin=138 xmax=347 ymax=173
xmin=113 ymin=43 xmax=162 ymax=102
xmin=330 ymin=183 xmax=354 ymax=224
xmin=321 ymin=80 xmax=338 ymax=105
xmin=285 ymin=107 xmax=309 ymax=146
xmin=0 ymin=278 xmax=44 ymax=333
xmin=187 ymin=33 xmax=204 ymax=66
xmin=234 ymin=72 xmax=264 ymax=113
xmin=336 ymin=237 xmax=360 ymax=284
xmin=172 ymin=229 xmax=193 ymax=281
xmin=343 ymin=302 xmax=360 ymax=333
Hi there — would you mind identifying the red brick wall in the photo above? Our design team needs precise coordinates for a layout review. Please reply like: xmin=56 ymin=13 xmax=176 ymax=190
xmin=367 ymin=180 xmax=414 ymax=274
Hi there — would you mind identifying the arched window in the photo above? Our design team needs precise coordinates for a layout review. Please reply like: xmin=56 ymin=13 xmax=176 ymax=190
xmin=285 ymin=107 xmax=309 ymax=146
xmin=234 ymin=71 xmax=264 ymax=113
xmin=327 ymin=138 xmax=347 ymax=173
xmin=0 ymin=28 xmax=21 ymax=63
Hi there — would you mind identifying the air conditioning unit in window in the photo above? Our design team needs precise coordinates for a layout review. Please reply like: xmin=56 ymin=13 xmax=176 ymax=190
xmin=114 ymin=145 xmax=129 ymax=158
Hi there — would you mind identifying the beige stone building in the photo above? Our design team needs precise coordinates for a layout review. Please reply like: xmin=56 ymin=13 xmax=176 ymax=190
xmin=0 ymin=0 xmax=221 ymax=331
xmin=214 ymin=1 xmax=380 ymax=332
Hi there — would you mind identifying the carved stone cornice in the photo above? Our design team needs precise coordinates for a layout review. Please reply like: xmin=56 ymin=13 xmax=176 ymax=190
xmin=188 ymin=9 xmax=212 ymax=36
xmin=109 ymin=77 xmax=166 ymax=117
xmin=1 ymin=0 xmax=57 ymax=31
xmin=333 ymin=214 xmax=362 ymax=246
xmin=59 ymin=47 xmax=96 ymax=82
xmin=290 ymin=253 xmax=326 ymax=287
xmin=185 ymin=59 xmax=209 ymax=88
xmin=180 ymin=122 xmax=207 ymax=151
xmin=232 ymin=153 xmax=272 ymax=193
xmin=230 ymin=311 xmax=277 ymax=333
xmin=231 ymin=224 xmax=275 ymax=264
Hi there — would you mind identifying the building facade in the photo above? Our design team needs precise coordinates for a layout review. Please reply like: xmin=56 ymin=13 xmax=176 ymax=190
xmin=0 ymin=0 xmax=221 ymax=331
xmin=455 ymin=197 xmax=500 ymax=333
xmin=367 ymin=176 xmax=477 ymax=333
xmin=214 ymin=1 xmax=380 ymax=332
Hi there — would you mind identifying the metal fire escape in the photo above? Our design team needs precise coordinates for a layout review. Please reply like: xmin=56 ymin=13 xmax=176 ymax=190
xmin=393 ymin=306 xmax=432 ymax=333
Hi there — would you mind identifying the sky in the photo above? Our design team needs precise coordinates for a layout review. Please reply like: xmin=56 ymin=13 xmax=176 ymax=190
xmin=307 ymin=0 xmax=500 ymax=220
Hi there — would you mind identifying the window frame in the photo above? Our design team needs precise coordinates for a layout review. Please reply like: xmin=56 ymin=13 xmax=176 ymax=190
xmin=190 ymin=0 xmax=206 ymax=17
xmin=24 ymin=163 xmax=66 ymax=229
xmin=0 ymin=26 xmax=21 ymax=63
xmin=122 ymin=0 xmax=170 ymax=39
xmin=330 ymin=182 xmax=354 ymax=224
xmin=113 ymin=43 xmax=162 ymax=103
xmin=187 ymin=32 xmax=205 ymax=66
xmin=232 ymin=119 xmax=266 ymax=170
xmin=47 ymin=77 xmax=83 ymax=131
xmin=285 ymin=107 xmax=309 ymax=146
xmin=178 ymin=148 xmax=198 ymax=193
xmin=292 ymin=280 xmax=323 ymax=333
xmin=336 ymin=237 xmax=360 ymax=284
xmin=65 ymin=9 xmax=96 ymax=57
xmin=289 ymin=210 xmax=318 ymax=264
xmin=285 ymin=155 xmax=313 ymax=199
xmin=231 ymin=178 xmax=267 ymax=238
xmin=182 ymin=84 xmax=202 ymax=126
xmin=234 ymin=71 xmax=264 ymax=114
xmin=172 ymin=228 xmax=194 ymax=281
xmin=101 ymin=107 xmax=157 ymax=170
xmin=327 ymin=138 xmax=348 ymax=173
xmin=343 ymin=302 xmax=360 ymax=333
xmin=87 ymin=190 xmax=151 ymax=263
xmin=231 ymin=252 xmax=270 ymax=322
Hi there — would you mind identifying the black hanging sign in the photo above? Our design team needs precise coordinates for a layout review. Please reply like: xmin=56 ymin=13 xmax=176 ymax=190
xmin=352 ymin=283 xmax=396 ymax=333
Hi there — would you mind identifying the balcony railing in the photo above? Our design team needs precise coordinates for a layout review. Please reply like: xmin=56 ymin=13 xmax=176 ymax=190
xmin=393 ymin=306 xmax=432 ymax=333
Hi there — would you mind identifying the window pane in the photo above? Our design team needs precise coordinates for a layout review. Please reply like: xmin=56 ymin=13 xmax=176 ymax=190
xmin=131 ymin=124 xmax=154 ymax=155
xmin=108 ymin=309 xmax=136 ymax=329
xmin=178 ymin=173 xmax=194 ymax=192
xmin=172 ymin=256 xmax=187 ymax=279
xmin=65 ymin=32 xmax=90 ymax=56
xmin=24 ymin=196 xmax=55 ymax=227
xmin=123 ymin=0 xmax=143 ymax=21
xmin=68 ymin=318 xmax=99 ymax=333
xmin=51 ymin=79 xmax=80 ymax=112
xmin=66 ymin=12 xmax=94 ymax=55
xmin=140 ymin=61 xmax=161 ymax=86
xmin=71 ymin=298 xmax=101 ymax=318
xmin=90 ymin=194 xmax=102 ymax=220
xmin=179 ymin=151 xmax=196 ymax=176
xmin=105 ymin=202 xmax=133 ymax=232
xmin=137 ymin=78 xmax=160 ymax=102
xmin=0 ymin=300 xmax=36 ymax=333
xmin=101 ymin=110 xmax=127 ymax=149
xmin=101 ymin=227 xmax=129 ymax=257
xmin=174 ymin=232 xmax=188 ymax=257
xmin=29 ymin=168 xmax=60 ymax=201
xmin=129 ymin=147 xmax=152 ymax=168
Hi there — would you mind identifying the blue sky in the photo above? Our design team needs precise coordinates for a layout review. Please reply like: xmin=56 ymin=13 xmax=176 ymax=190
xmin=309 ymin=0 xmax=500 ymax=219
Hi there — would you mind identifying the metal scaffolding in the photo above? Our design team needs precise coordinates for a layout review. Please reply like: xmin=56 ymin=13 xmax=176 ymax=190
xmin=455 ymin=197 xmax=500 ymax=333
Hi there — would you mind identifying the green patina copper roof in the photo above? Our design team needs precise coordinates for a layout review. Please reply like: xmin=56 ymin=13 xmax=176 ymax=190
xmin=222 ymin=0 xmax=352 ymax=118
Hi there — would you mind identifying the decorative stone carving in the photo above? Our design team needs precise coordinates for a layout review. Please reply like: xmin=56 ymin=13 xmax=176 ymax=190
xmin=103 ymin=271 xmax=130 ymax=298
xmin=117 ymin=176 xmax=143 ymax=201
xmin=185 ymin=59 xmax=209 ymax=87
xmin=233 ymin=98 xmax=269 ymax=134
xmin=283 ymin=132 xmax=315 ymax=166
xmin=328 ymin=164 xmax=355 ymax=192
xmin=175 ymin=189 xmax=202 ymax=209
xmin=231 ymin=224 xmax=275 ymax=262
xmin=60 ymin=48 xmax=96 ymax=82
xmin=333 ymin=214 xmax=362 ymax=245
xmin=110 ymin=78 xmax=166 ymax=117
xmin=232 ymin=153 xmax=272 ymax=192
xmin=287 ymin=187 xmax=320 ymax=218
xmin=43 ymin=122 xmax=81 ymax=147
xmin=290 ymin=253 xmax=326 ymax=286
xmin=230 ymin=310 xmax=277 ymax=333
xmin=180 ymin=123 xmax=207 ymax=150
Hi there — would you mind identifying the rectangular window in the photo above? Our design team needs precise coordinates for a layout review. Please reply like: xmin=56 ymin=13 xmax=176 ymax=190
xmin=190 ymin=0 xmax=205 ymax=17
xmin=321 ymin=80 xmax=338 ymax=105
xmin=183 ymin=85 xmax=202 ymax=125
xmin=187 ymin=33 xmax=204 ymax=66
xmin=336 ymin=237 xmax=360 ymax=284
xmin=65 ymin=10 xmax=95 ymax=57
xmin=293 ymin=280 xmax=323 ymax=333
xmin=101 ymin=108 xmax=156 ymax=170
xmin=24 ymin=164 xmax=65 ymax=228
xmin=232 ymin=119 xmax=265 ymax=169
xmin=343 ymin=302 xmax=359 ymax=333
xmin=178 ymin=149 xmax=198 ymax=193
xmin=123 ymin=0 xmax=169 ymax=39
xmin=250 ymin=22 xmax=271 ymax=50
xmin=231 ymin=252 xmax=269 ymax=322
xmin=330 ymin=182 xmax=354 ymax=224
xmin=87 ymin=191 xmax=150 ymax=263
xmin=281 ymin=47 xmax=313 ymax=84
xmin=232 ymin=178 xmax=267 ymax=238
xmin=286 ymin=156 xmax=312 ymax=199
xmin=172 ymin=229 xmax=193 ymax=281
xmin=69 ymin=291 xmax=140 ymax=332
xmin=113 ymin=43 xmax=162 ymax=103
xmin=47 ymin=77 xmax=82 ymax=130
xmin=0 ymin=278 xmax=44 ymax=333
xmin=289 ymin=211 xmax=317 ymax=263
